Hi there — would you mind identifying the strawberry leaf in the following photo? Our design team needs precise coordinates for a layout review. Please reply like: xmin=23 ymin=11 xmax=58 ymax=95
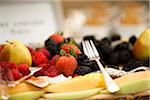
xmin=60 ymin=49 xmax=66 ymax=56
xmin=68 ymin=48 xmax=77 ymax=58
xmin=58 ymin=32 xmax=63 ymax=36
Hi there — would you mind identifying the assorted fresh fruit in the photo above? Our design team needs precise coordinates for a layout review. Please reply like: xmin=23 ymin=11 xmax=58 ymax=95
xmin=0 ymin=29 xmax=150 ymax=99
xmin=43 ymin=73 xmax=105 ymax=93
xmin=0 ymin=62 xmax=30 ymax=81
xmin=101 ymin=71 xmax=150 ymax=94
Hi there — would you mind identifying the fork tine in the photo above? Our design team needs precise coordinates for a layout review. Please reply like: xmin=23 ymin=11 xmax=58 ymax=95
xmin=86 ymin=41 xmax=95 ymax=58
xmin=85 ymin=41 xmax=93 ymax=58
xmin=90 ymin=40 xmax=99 ymax=57
xmin=82 ymin=41 xmax=88 ymax=56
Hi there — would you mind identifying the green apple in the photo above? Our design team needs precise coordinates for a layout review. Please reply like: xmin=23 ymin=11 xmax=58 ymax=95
xmin=0 ymin=40 xmax=32 ymax=66
xmin=9 ymin=91 xmax=44 ymax=100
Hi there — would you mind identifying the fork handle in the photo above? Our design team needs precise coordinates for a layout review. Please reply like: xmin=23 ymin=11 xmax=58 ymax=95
xmin=95 ymin=59 xmax=120 ymax=93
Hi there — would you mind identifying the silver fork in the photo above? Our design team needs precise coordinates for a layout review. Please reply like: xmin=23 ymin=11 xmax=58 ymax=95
xmin=82 ymin=40 xmax=120 ymax=93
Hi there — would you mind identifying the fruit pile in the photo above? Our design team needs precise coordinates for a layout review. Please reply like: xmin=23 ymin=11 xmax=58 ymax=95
xmin=77 ymin=33 xmax=149 ymax=74
xmin=0 ymin=62 xmax=30 ymax=81
xmin=0 ymin=29 xmax=149 ymax=81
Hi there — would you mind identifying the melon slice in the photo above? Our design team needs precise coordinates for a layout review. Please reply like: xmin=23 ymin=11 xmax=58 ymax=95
xmin=8 ymin=82 xmax=40 ymax=94
xmin=43 ymin=88 xmax=102 ymax=100
xmin=101 ymin=71 xmax=150 ymax=94
xmin=43 ymin=73 xmax=105 ymax=92
xmin=9 ymin=91 xmax=44 ymax=100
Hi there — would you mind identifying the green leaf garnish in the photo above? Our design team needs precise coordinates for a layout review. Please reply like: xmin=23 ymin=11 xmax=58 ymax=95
xmin=60 ymin=49 xmax=66 ymax=56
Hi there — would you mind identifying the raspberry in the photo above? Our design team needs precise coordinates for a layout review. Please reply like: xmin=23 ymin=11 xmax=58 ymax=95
xmin=32 ymin=51 xmax=48 ymax=66
xmin=47 ymin=68 xmax=60 ymax=77
xmin=43 ymin=65 xmax=60 ymax=77
xmin=47 ymin=55 xmax=60 ymax=66
xmin=33 ymin=69 xmax=45 ymax=77
xmin=18 ymin=64 xmax=31 ymax=76
xmin=0 ymin=61 xmax=17 ymax=69
xmin=37 ymin=48 xmax=51 ymax=59
xmin=38 ymin=63 xmax=51 ymax=70
xmin=11 ymin=69 xmax=23 ymax=80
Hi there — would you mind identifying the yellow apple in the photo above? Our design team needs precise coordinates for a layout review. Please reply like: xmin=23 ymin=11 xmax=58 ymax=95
xmin=0 ymin=40 xmax=32 ymax=66
xmin=133 ymin=29 xmax=150 ymax=60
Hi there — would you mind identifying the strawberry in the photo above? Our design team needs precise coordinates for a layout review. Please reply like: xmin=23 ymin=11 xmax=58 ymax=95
xmin=37 ymin=48 xmax=51 ymax=59
xmin=32 ymin=51 xmax=48 ymax=66
xmin=61 ymin=44 xmax=81 ymax=55
xmin=18 ymin=64 xmax=31 ymax=76
xmin=55 ymin=55 xmax=78 ymax=77
xmin=50 ymin=34 xmax=64 ymax=44
xmin=11 ymin=69 xmax=23 ymax=80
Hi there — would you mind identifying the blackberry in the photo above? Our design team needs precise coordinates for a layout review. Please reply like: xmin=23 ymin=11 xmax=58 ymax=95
xmin=80 ymin=60 xmax=100 ymax=71
xmin=109 ymin=52 xmax=119 ymax=65
xmin=45 ymin=38 xmax=59 ymax=56
xmin=107 ymin=65 xmax=119 ymax=70
xmin=110 ymin=34 xmax=121 ymax=41
xmin=118 ymin=50 xmax=132 ymax=64
xmin=96 ymin=40 xmax=112 ymax=59
xmin=83 ymin=35 xmax=96 ymax=42
xmin=123 ymin=58 xmax=144 ymax=71
xmin=129 ymin=36 xmax=137 ymax=45
xmin=101 ymin=37 xmax=111 ymax=45
xmin=74 ymin=66 xmax=92 ymax=75
xmin=76 ymin=54 xmax=88 ymax=65
xmin=114 ymin=42 xmax=131 ymax=51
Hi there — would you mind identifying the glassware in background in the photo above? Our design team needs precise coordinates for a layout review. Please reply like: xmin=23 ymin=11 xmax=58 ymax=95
xmin=80 ymin=2 xmax=113 ymax=39
xmin=62 ymin=1 xmax=148 ymax=39
xmin=63 ymin=10 xmax=86 ymax=38
xmin=0 ymin=65 xmax=16 ymax=100
xmin=0 ymin=67 xmax=9 ymax=100
xmin=113 ymin=2 xmax=147 ymax=38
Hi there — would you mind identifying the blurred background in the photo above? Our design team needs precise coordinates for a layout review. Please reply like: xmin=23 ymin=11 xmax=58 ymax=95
xmin=0 ymin=0 xmax=149 ymax=44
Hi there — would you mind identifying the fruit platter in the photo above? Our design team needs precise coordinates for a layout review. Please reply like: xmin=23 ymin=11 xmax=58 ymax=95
xmin=0 ymin=29 xmax=150 ymax=100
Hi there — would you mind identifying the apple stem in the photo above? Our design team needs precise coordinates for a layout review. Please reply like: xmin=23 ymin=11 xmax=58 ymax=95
xmin=6 ymin=40 xmax=13 ymax=44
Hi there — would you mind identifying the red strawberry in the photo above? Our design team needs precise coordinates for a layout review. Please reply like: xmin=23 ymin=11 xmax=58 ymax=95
xmin=37 ymin=48 xmax=51 ymax=59
xmin=55 ymin=55 xmax=78 ymax=77
xmin=11 ymin=69 xmax=23 ymax=80
xmin=61 ymin=44 xmax=81 ymax=55
xmin=18 ymin=64 xmax=31 ymax=76
xmin=32 ymin=51 xmax=48 ymax=66
xmin=50 ymin=34 xmax=64 ymax=44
